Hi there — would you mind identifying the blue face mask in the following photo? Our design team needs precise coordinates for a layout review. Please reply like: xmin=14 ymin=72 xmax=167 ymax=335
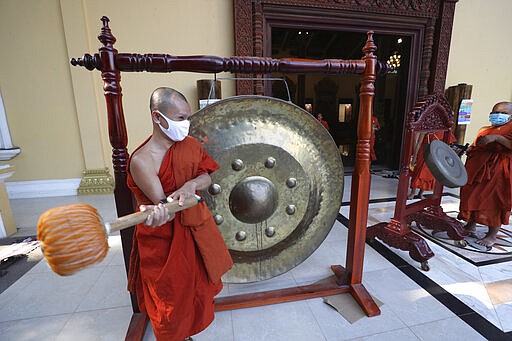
xmin=489 ymin=112 xmax=511 ymax=126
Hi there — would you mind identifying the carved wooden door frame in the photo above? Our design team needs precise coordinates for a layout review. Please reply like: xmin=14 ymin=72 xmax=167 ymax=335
xmin=234 ymin=0 xmax=458 ymax=110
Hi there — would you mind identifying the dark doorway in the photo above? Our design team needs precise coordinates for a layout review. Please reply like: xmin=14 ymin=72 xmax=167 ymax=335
xmin=270 ymin=28 xmax=410 ymax=170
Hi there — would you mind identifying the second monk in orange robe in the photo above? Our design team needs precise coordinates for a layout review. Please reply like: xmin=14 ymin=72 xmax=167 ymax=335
xmin=458 ymin=102 xmax=512 ymax=247
xmin=408 ymin=130 xmax=456 ymax=199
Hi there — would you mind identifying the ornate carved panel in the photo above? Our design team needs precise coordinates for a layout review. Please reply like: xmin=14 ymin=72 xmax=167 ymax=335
xmin=262 ymin=0 xmax=438 ymax=17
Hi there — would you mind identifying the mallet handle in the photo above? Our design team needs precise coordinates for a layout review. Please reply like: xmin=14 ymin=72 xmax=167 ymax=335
xmin=105 ymin=195 xmax=201 ymax=233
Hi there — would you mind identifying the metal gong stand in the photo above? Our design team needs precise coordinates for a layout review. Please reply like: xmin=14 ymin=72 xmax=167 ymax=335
xmin=71 ymin=16 xmax=389 ymax=340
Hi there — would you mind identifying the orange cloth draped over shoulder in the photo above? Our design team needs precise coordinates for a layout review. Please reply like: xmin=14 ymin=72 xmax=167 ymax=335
xmin=458 ymin=122 xmax=512 ymax=227
xmin=126 ymin=136 xmax=233 ymax=341
xmin=410 ymin=131 xmax=456 ymax=191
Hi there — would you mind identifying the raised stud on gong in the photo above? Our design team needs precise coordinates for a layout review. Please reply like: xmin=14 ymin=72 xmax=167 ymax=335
xmin=265 ymin=226 xmax=276 ymax=237
xmin=232 ymin=159 xmax=244 ymax=171
xmin=213 ymin=214 xmax=224 ymax=225
xmin=285 ymin=204 xmax=296 ymax=215
xmin=286 ymin=177 xmax=297 ymax=188
xmin=209 ymin=183 xmax=222 ymax=195
xmin=265 ymin=157 xmax=276 ymax=168
xmin=235 ymin=230 xmax=247 ymax=241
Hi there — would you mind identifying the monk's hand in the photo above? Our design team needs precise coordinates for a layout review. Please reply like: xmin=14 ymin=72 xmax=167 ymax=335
xmin=168 ymin=182 xmax=197 ymax=206
xmin=476 ymin=135 xmax=497 ymax=146
xmin=140 ymin=203 xmax=175 ymax=227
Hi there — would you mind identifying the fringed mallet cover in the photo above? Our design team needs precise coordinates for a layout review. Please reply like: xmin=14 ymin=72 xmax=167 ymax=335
xmin=37 ymin=203 xmax=109 ymax=276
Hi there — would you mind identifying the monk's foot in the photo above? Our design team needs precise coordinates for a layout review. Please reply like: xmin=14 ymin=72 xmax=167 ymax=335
xmin=475 ymin=236 xmax=496 ymax=248
xmin=183 ymin=337 xmax=193 ymax=341
xmin=419 ymin=194 xmax=426 ymax=199
xmin=463 ymin=222 xmax=476 ymax=234
xmin=407 ymin=194 xmax=414 ymax=200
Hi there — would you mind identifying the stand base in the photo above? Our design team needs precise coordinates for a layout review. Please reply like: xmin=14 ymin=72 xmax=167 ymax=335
xmin=124 ymin=265 xmax=380 ymax=340
xmin=407 ymin=205 xmax=468 ymax=241
xmin=367 ymin=221 xmax=434 ymax=270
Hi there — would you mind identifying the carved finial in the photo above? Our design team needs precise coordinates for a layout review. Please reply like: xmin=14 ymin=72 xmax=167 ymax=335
xmin=362 ymin=31 xmax=377 ymax=56
xmin=98 ymin=16 xmax=116 ymax=47
xmin=69 ymin=53 xmax=101 ymax=71
xmin=101 ymin=16 xmax=110 ymax=28
xmin=376 ymin=61 xmax=394 ymax=75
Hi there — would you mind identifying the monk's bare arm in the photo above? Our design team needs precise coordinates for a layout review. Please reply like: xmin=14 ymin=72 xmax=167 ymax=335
xmin=185 ymin=173 xmax=212 ymax=192
xmin=476 ymin=134 xmax=512 ymax=150
xmin=169 ymin=173 xmax=212 ymax=205
xmin=130 ymin=154 xmax=175 ymax=226
xmin=130 ymin=154 xmax=167 ymax=204
xmin=495 ymin=135 xmax=512 ymax=149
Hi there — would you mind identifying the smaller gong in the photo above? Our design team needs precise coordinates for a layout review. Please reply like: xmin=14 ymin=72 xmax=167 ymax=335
xmin=424 ymin=139 xmax=468 ymax=188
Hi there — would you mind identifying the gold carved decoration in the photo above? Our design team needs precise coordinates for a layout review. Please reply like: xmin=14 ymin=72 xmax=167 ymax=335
xmin=78 ymin=168 xmax=114 ymax=195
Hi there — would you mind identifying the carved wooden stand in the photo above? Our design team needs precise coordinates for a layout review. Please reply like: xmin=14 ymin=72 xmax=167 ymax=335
xmin=366 ymin=94 xmax=468 ymax=271
xmin=71 ymin=17 xmax=391 ymax=340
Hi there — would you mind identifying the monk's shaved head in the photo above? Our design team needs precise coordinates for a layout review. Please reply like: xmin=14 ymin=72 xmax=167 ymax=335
xmin=150 ymin=87 xmax=188 ymax=113
xmin=492 ymin=101 xmax=512 ymax=114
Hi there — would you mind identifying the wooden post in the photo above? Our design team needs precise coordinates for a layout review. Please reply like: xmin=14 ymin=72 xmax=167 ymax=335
xmin=96 ymin=16 xmax=139 ymax=314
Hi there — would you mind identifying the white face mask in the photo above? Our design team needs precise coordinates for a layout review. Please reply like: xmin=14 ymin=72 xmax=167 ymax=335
xmin=157 ymin=112 xmax=190 ymax=141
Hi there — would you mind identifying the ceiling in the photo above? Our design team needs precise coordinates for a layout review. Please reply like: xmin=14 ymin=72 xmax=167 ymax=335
xmin=271 ymin=28 xmax=404 ymax=60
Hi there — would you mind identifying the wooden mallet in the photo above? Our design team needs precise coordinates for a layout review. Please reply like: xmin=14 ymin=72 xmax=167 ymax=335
xmin=37 ymin=195 xmax=202 ymax=276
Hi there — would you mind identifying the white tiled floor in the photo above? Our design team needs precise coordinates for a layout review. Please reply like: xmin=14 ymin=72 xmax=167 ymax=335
xmin=341 ymin=192 xmax=512 ymax=333
xmin=0 ymin=175 xmax=503 ymax=340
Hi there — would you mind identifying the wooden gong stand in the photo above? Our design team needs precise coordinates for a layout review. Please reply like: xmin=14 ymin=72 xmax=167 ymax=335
xmin=71 ymin=16 xmax=389 ymax=340
xmin=367 ymin=94 xmax=467 ymax=271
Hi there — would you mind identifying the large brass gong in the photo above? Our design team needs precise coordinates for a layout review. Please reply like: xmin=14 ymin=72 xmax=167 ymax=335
xmin=190 ymin=96 xmax=344 ymax=283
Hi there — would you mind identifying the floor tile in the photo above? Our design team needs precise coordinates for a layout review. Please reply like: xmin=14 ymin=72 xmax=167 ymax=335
xmin=55 ymin=306 xmax=132 ymax=341
xmin=494 ymin=302 xmax=512 ymax=332
xmin=193 ymin=310 xmax=234 ymax=340
xmin=363 ymin=267 xmax=456 ymax=327
xmin=231 ymin=300 xmax=326 ymax=341
xmin=0 ymin=314 xmax=71 ymax=341
xmin=409 ymin=316 xmax=486 ymax=340
xmin=0 ymin=267 xmax=104 ymax=322
xmin=478 ymin=261 xmax=512 ymax=283
xmin=349 ymin=327 xmax=420 ymax=340
xmin=290 ymin=241 xmax=345 ymax=285
xmin=76 ymin=264 xmax=131 ymax=312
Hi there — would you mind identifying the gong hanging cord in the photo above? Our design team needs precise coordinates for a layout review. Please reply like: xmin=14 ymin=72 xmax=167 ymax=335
xmin=209 ymin=77 xmax=292 ymax=102
xmin=206 ymin=73 xmax=219 ymax=102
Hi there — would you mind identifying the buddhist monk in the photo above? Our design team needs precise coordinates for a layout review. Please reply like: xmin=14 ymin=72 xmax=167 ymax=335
xmin=458 ymin=101 xmax=512 ymax=247
xmin=316 ymin=113 xmax=330 ymax=131
xmin=370 ymin=116 xmax=380 ymax=161
xmin=126 ymin=87 xmax=233 ymax=341
xmin=408 ymin=130 xmax=456 ymax=199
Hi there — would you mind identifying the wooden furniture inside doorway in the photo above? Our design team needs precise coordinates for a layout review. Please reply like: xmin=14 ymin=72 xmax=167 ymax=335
xmin=71 ymin=17 xmax=391 ymax=340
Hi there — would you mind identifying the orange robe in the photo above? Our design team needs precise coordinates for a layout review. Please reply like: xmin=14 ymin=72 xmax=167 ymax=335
xmin=370 ymin=116 xmax=380 ymax=161
xmin=126 ymin=136 xmax=233 ymax=341
xmin=458 ymin=122 xmax=512 ymax=227
xmin=318 ymin=117 xmax=330 ymax=131
xmin=410 ymin=131 xmax=456 ymax=191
